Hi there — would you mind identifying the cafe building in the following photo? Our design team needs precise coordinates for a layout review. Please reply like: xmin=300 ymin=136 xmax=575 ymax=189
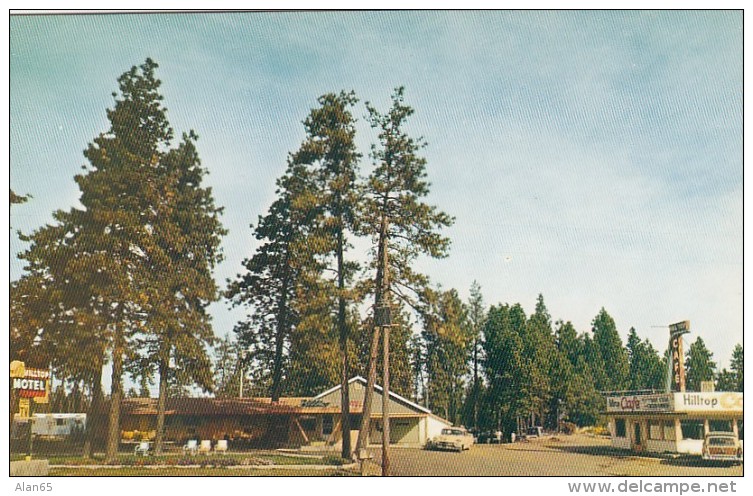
xmin=605 ymin=391 xmax=743 ymax=455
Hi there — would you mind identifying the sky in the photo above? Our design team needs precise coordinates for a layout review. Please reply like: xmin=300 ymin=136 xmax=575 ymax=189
xmin=7 ymin=11 xmax=743 ymax=380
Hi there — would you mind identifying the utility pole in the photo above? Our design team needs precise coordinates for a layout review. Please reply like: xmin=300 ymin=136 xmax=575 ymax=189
xmin=378 ymin=217 xmax=391 ymax=476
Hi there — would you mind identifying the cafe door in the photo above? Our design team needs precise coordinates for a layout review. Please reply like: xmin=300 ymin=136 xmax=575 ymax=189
xmin=631 ymin=421 xmax=643 ymax=452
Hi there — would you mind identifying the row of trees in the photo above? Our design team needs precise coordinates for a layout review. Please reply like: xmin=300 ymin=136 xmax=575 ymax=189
xmin=11 ymin=58 xmax=743 ymax=463
xmin=225 ymin=86 xmax=454 ymax=458
xmin=11 ymin=59 xmax=455 ymax=461
xmin=12 ymin=59 xmax=226 ymax=460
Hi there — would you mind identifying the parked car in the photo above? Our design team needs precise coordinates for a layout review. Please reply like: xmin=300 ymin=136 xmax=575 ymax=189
xmin=429 ymin=427 xmax=475 ymax=452
xmin=526 ymin=426 xmax=544 ymax=438
xmin=702 ymin=432 xmax=743 ymax=464
xmin=476 ymin=430 xmax=503 ymax=444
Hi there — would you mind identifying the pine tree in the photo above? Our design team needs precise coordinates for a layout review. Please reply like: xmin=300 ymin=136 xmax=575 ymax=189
xmin=356 ymin=87 xmax=453 ymax=458
xmin=482 ymin=303 xmax=526 ymax=436
xmin=465 ymin=281 xmax=486 ymax=430
xmin=626 ymin=328 xmax=665 ymax=391
xmin=522 ymin=294 xmax=556 ymax=428
xmin=730 ymin=344 xmax=743 ymax=392
xmin=226 ymin=161 xmax=321 ymax=401
xmin=421 ymin=288 xmax=472 ymax=423
xmin=14 ymin=59 xmax=206 ymax=461
xmin=685 ymin=337 xmax=716 ymax=392
xmin=287 ymin=91 xmax=362 ymax=458
xmin=715 ymin=369 xmax=737 ymax=392
xmin=591 ymin=308 xmax=629 ymax=392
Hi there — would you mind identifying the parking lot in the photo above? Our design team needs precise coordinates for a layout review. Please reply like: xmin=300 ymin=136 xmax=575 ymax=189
xmin=371 ymin=433 xmax=743 ymax=476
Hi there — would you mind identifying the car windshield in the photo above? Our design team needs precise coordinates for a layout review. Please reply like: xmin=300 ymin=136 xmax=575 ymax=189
xmin=708 ymin=437 xmax=736 ymax=446
xmin=442 ymin=429 xmax=464 ymax=435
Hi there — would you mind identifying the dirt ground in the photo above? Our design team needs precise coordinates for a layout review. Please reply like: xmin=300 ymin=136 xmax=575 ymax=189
xmin=367 ymin=434 xmax=743 ymax=476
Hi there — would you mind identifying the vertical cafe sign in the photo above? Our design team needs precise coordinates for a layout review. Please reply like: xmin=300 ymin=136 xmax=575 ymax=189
xmin=669 ymin=321 xmax=690 ymax=392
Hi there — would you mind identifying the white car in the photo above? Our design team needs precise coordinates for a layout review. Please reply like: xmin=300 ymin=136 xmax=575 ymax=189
xmin=429 ymin=427 xmax=475 ymax=452
xmin=702 ymin=432 xmax=743 ymax=464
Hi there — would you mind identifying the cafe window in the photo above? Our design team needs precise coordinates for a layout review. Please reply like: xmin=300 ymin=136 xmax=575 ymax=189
xmin=680 ymin=420 xmax=704 ymax=440
xmin=709 ymin=420 xmax=733 ymax=432
xmin=649 ymin=420 xmax=663 ymax=440
xmin=663 ymin=421 xmax=676 ymax=441
xmin=323 ymin=415 xmax=333 ymax=436
xmin=300 ymin=416 xmax=316 ymax=432
xmin=615 ymin=419 xmax=626 ymax=438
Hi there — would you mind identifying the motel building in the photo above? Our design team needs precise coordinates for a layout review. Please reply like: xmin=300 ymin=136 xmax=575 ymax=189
xmin=605 ymin=391 xmax=743 ymax=456
xmin=111 ymin=376 xmax=452 ymax=450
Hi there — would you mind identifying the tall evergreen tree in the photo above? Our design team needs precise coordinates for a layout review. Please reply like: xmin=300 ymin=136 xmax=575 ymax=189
xmin=465 ymin=281 xmax=486 ymax=429
xmin=715 ymin=369 xmax=737 ymax=392
xmin=356 ymin=87 xmax=453 ymax=456
xmin=288 ymin=91 xmax=362 ymax=458
xmin=685 ymin=337 xmax=716 ymax=391
xmin=421 ymin=288 xmax=472 ymax=424
xmin=626 ymin=328 xmax=665 ymax=391
xmin=522 ymin=294 xmax=556 ymax=428
xmin=729 ymin=344 xmax=743 ymax=392
xmin=226 ymin=162 xmax=319 ymax=401
xmin=591 ymin=308 xmax=629 ymax=392
xmin=481 ymin=303 xmax=527 ymax=436
xmin=107 ymin=92 xmax=226 ymax=454
xmin=16 ymin=59 xmax=176 ymax=461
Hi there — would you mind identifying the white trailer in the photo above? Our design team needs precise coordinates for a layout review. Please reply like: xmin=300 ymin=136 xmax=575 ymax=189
xmin=31 ymin=413 xmax=86 ymax=438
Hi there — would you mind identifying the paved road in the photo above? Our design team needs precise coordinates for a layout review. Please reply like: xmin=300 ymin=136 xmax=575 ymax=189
xmin=369 ymin=434 xmax=743 ymax=476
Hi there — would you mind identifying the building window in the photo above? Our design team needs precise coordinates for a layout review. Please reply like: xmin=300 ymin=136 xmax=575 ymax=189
xmin=56 ymin=418 xmax=66 ymax=426
xmin=615 ymin=419 xmax=626 ymax=438
xmin=680 ymin=420 xmax=704 ymax=440
xmin=649 ymin=420 xmax=663 ymax=440
xmin=709 ymin=420 xmax=733 ymax=432
xmin=300 ymin=416 xmax=316 ymax=432
xmin=663 ymin=421 xmax=676 ymax=441
xmin=323 ymin=415 xmax=333 ymax=436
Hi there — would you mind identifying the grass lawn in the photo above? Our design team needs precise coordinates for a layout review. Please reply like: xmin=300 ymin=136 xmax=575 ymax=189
xmin=41 ymin=452 xmax=343 ymax=466
xmin=49 ymin=467 xmax=356 ymax=476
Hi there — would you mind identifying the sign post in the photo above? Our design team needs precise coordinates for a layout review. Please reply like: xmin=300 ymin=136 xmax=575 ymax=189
xmin=11 ymin=362 xmax=50 ymax=460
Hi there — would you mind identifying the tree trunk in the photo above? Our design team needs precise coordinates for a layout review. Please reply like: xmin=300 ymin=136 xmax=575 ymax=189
xmin=473 ymin=338 xmax=479 ymax=429
xmin=105 ymin=331 xmax=124 ymax=463
xmin=10 ymin=388 xmax=18 ymax=438
xmin=271 ymin=270 xmax=289 ymax=403
xmin=337 ymin=229 xmax=351 ymax=459
xmin=356 ymin=215 xmax=386 ymax=455
xmin=154 ymin=356 xmax=169 ymax=455
xmin=382 ymin=325 xmax=390 ymax=476
xmin=356 ymin=324 xmax=380 ymax=453
xmin=83 ymin=354 xmax=104 ymax=458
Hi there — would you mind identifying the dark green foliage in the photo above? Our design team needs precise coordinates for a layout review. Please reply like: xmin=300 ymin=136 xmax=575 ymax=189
xmin=462 ymin=281 xmax=486 ymax=429
xmin=481 ymin=303 xmax=526 ymax=434
xmin=13 ymin=59 xmax=224 ymax=460
xmin=225 ymin=162 xmax=321 ymax=400
xmin=626 ymin=327 xmax=665 ymax=391
xmin=730 ymin=344 xmax=743 ymax=392
xmin=591 ymin=308 xmax=629 ymax=392
xmin=422 ymin=288 xmax=473 ymax=424
xmin=685 ymin=337 xmax=716 ymax=392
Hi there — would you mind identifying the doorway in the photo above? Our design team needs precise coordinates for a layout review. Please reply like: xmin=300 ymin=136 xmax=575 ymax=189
xmin=632 ymin=422 xmax=643 ymax=451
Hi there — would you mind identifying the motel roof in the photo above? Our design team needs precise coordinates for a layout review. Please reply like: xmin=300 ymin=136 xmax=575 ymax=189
xmin=111 ymin=376 xmax=444 ymax=419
